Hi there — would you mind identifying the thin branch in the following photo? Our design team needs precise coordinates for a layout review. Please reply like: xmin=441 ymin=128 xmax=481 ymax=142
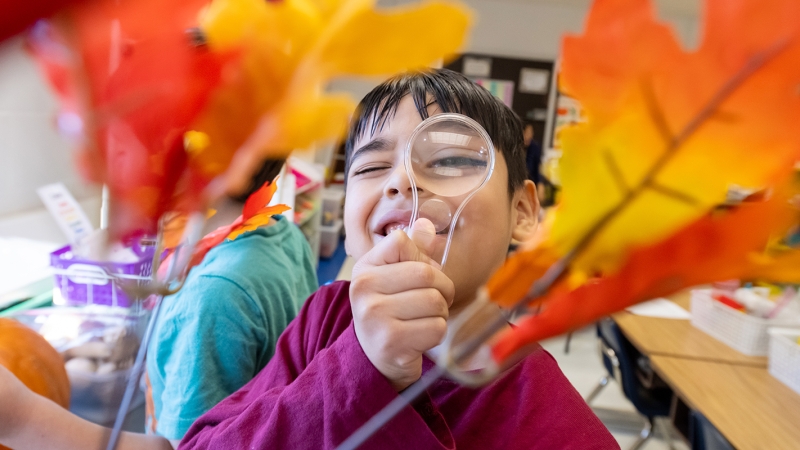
xmin=640 ymin=77 xmax=675 ymax=145
xmin=603 ymin=150 xmax=630 ymax=195
xmin=646 ymin=181 xmax=700 ymax=206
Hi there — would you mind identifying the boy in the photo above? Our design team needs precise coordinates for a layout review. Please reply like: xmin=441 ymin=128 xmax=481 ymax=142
xmin=177 ymin=69 xmax=617 ymax=448
xmin=0 ymin=68 xmax=616 ymax=449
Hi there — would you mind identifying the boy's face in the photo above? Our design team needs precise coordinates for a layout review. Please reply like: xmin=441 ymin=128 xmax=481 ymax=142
xmin=345 ymin=96 xmax=537 ymax=308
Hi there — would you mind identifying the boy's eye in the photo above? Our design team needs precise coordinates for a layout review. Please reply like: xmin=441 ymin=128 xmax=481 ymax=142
xmin=353 ymin=165 xmax=390 ymax=176
xmin=427 ymin=156 xmax=487 ymax=177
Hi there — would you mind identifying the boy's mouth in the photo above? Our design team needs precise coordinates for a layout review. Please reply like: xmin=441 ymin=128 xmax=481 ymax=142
xmin=374 ymin=210 xmax=413 ymax=237
xmin=381 ymin=222 xmax=407 ymax=236
xmin=374 ymin=210 xmax=450 ymax=237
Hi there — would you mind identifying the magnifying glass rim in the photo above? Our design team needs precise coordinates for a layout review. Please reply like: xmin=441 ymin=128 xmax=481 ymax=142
xmin=404 ymin=113 xmax=496 ymax=201
xmin=404 ymin=113 xmax=496 ymax=267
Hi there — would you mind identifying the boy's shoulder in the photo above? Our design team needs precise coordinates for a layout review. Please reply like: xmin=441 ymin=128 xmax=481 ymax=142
xmin=293 ymin=280 xmax=354 ymax=349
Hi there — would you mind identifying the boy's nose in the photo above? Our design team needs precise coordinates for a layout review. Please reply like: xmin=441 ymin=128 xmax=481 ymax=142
xmin=384 ymin=164 xmax=422 ymax=198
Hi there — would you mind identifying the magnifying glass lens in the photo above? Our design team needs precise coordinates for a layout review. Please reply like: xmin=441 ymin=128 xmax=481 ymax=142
xmin=409 ymin=118 xmax=491 ymax=197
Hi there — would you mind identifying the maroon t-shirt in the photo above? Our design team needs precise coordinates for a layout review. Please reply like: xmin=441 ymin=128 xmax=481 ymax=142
xmin=180 ymin=281 xmax=618 ymax=449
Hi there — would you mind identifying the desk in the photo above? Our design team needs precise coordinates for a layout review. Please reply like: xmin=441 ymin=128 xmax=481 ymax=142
xmin=651 ymin=355 xmax=800 ymax=450
xmin=612 ymin=291 xmax=767 ymax=367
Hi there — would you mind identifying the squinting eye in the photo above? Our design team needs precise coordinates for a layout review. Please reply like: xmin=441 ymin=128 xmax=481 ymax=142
xmin=353 ymin=166 xmax=390 ymax=176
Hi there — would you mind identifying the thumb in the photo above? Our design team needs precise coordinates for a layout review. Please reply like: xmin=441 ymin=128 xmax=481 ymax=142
xmin=408 ymin=218 xmax=438 ymax=262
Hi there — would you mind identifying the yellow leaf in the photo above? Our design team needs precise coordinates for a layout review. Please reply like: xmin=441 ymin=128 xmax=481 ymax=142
xmin=227 ymin=205 xmax=291 ymax=240
xmin=549 ymin=0 xmax=800 ymax=275
xmin=189 ymin=0 xmax=472 ymax=187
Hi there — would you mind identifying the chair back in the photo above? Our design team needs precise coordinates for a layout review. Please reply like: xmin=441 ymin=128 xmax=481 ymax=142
xmin=596 ymin=318 xmax=673 ymax=418
xmin=689 ymin=411 xmax=735 ymax=450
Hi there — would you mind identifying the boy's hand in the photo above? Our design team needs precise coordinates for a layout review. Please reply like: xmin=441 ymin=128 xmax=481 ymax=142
xmin=350 ymin=218 xmax=455 ymax=391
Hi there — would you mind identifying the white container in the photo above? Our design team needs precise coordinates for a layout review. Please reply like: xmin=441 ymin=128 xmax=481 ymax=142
xmin=319 ymin=219 xmax=343 ymax=259
xmin=321 ymin=187 xmax=345 ymax=226
xmin=768 ymin=328 xmax=800 ymax=395
xmin=690 ymin=289 xmax=800 ymax=356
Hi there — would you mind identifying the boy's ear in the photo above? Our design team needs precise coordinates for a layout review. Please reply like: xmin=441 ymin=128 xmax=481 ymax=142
xmin=511 ymin=180 xmax=539 ymax=242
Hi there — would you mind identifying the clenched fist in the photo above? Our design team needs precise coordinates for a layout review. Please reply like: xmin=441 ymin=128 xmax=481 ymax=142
xmin=350 ymin=218 xmax=455 ymax=391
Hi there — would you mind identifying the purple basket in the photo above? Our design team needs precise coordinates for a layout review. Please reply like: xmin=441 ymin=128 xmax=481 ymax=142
xmin=50 ymin=243 xmax=155 ymax=308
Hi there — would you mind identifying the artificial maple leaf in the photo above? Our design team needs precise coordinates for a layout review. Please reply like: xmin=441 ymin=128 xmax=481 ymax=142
xmin=551 ymin=0 xmax=800 ymax=276
xmin=227 ymin=176 xmax=291 ymax=240
xmin=189 ymin=0 xmax=473 ymax=194
xmin=0 ymin=0 xmax=85 ymax=42
xmin=476 ymin=0 xmax=800 ymax=364
xmin=26 ymin=0 xmax=230 ymax=239
xmin=490 ymin=189 xmax=800 ymax=363
xmin=27 ymin=0 xmax=471 ymax=240
xmin=159 ymin=179 xmax=289 ymax=276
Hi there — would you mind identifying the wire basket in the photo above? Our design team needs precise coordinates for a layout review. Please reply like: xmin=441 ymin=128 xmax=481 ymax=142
xmin=690 ymin=289 xmax=800 ymax=356
xmin=768 ymin=328 xmax=800 ymax=395
xmin=51 ymin=244 xmax=155 ymax=309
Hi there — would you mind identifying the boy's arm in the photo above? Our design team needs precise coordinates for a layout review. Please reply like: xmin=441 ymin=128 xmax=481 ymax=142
xmin=0 ymin=365 xmax=174 ymax=450
xmin=180 ymin=220 xmax=457 ymax=449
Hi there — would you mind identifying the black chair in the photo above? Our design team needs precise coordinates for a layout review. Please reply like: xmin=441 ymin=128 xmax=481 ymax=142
xmin=689 ymin=411 xmax=734 ymax=450
xmin=586 ymin=318 xmax=675 ymax=450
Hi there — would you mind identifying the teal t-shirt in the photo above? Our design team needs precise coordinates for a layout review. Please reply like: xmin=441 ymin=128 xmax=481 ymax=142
xmin=145 ymin=215 xmax=318 ymax=439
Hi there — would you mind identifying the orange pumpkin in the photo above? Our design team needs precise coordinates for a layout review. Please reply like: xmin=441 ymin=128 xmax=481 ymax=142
xmin=0 ymin=318 xmax=71 ymax=409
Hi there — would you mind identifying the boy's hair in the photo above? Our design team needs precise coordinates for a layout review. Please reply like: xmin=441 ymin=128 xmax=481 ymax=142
xmin=345 ymin=68 xmax=527 ymax=196
xmin=231 ymin=158 xmax=286 ymax=203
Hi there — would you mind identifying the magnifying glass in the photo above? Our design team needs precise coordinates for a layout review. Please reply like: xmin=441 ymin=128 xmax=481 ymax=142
xmin=404 ymin=113 xmax=495 ymax=268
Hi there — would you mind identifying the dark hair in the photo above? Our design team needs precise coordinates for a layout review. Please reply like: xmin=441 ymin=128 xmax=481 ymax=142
xmin=344 ymin=68 xmax=526 ymax=196
xmin=231 ymin=158 xmax=286 ymax=203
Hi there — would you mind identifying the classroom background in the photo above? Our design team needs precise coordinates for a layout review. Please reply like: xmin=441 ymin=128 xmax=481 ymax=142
xmin=2 ymin=1 xmax=799 ymax=449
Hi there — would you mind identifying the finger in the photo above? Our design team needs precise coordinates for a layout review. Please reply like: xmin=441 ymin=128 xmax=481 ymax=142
xmin=367 ymin=288 xmax=450 ymax=322
xmin=353 ymin=262 xmax=455 ymax=306
xmin=397 ymin=317 xmax=449 ymax=354
xmin=407 ymin=218 xmax=437 ymax=261
xmin=359 ymin=228 xmax=438 ymax=268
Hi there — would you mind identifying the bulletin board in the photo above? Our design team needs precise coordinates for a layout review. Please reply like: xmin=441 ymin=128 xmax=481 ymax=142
xmin=445 ymin=54 xmax=555 ymax=149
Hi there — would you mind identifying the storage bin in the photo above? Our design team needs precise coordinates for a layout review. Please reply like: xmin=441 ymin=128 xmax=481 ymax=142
xmin=51 ymin=242 xmax=155 ymax=308
xmin=319 ymin=219 xmax=343 ymax=259
xmin=12 ymin=306 xmax=149 ymax=424
xmin=321 ymin=187 xmax=345 ymax=226
xmin=768 ymin=328 xmax=800 ymax=395
xmin=690 ymin=289 xmax=800 ymax=356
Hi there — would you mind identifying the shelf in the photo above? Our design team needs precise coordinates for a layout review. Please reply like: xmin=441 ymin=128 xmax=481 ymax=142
xmin=295 ymin=205 xmax=321 ymax=227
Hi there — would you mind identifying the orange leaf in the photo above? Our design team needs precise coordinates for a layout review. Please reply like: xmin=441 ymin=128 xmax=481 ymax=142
xmin=227 ymin=204 xmax=291 ymax=240
xmin=491 ymin=191 xmax=800 ymax=363
xmin=551 ymin=0 xmax=800 ymax=275
xmin=242 ymin=178 xmax=279 ymax=221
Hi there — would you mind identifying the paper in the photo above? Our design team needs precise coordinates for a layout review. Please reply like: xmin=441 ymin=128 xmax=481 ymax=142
xmin=626 ymin=298 xmax=691 ymax=319
xmin=463 ymin=57 xmax=492 ymax=77
xmin=519 ymin=68 xmax=550 ymax=94
xmin=37 ymin=183 xmax=94 ymax=245
xmin=0 ymin=237 xmax=60 ymax=309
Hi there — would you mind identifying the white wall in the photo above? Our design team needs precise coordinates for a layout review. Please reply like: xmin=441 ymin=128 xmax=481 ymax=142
xmin=0 ymin=37 xmax=99 ymax=237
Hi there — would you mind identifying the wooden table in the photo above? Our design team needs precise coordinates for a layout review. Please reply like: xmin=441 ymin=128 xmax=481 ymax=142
xmin=651 ymin=355 xmax=800 ymax=450
xmin=612 ymin=291 xmax=767 ymax=367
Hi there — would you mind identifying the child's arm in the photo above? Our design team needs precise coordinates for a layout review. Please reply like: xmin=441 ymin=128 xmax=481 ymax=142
xmin=0 ymin=365 xmax=175 ymax=450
